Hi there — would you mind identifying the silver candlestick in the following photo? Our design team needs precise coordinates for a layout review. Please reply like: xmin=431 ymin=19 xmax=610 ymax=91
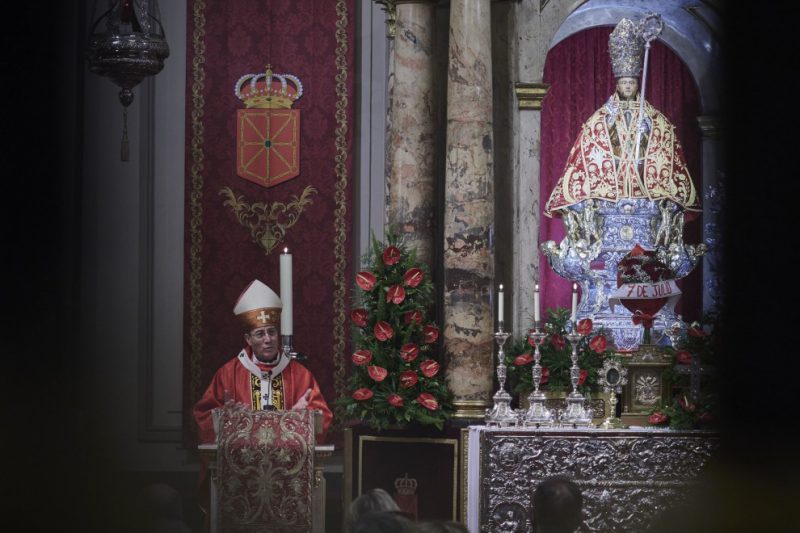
xmin=485 ymin=323 xmax=518 ymax=427
xmin=522 ymin=324 xmax=554 ymax=426
xmin=560 ymin=326 xmax=594 ymax=427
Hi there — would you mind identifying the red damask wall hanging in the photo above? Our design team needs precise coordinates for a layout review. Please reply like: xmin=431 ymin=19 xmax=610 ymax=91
xmin=183 ymin=0 xmax=355 ymax=443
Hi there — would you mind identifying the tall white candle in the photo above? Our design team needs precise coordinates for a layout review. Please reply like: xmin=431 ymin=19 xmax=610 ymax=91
xmin=280 ymin=248 xmax=293 ymax=335
xmin=498 ymin=284 xmax=504 ymax=323
xmin=571 ymin=283 xmax=578 ymax=324
xmin=534 ymin=283 xmax=540 ymax=324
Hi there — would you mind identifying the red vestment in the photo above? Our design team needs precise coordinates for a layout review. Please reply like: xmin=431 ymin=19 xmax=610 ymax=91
xmin=193 ymin=347 xmax=333 ymax=444
xmin=544 ymin=94 xmax=700 ymax=218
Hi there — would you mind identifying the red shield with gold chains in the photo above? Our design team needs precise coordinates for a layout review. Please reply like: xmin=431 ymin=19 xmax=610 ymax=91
xmin=236 ymin=108 xmax=300 ymax=188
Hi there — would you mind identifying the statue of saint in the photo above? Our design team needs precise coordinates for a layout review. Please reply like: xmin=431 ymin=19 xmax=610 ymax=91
xmin=544 ymin=17 xmax=700 ymax=219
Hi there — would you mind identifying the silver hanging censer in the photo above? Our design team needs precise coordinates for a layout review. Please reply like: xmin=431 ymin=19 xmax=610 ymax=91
xmin=87 ymin=0 xmax=170 ymax=161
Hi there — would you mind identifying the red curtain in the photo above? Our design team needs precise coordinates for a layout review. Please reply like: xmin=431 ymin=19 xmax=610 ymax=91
xmin=539 ymin=26 xmax=702 ymax=320
xmin=183 ymin=0 xmax=355 ymax=443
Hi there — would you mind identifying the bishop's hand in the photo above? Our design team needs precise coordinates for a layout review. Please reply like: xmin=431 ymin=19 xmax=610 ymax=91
xmin=291 ymin=388 xmax=313 ymax=410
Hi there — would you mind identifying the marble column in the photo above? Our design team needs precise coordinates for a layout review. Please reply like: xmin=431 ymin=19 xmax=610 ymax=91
xmin=512 ymin=82 xmax=549 ymax=333
xmin=387 ymin=1 xmax=437 ymax=265
xmin=443 ymin=0 xmax=495 ymax=419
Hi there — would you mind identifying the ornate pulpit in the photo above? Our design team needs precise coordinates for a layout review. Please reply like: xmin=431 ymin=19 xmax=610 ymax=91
xmin=199 ymin=403 xmax=331 ymax=533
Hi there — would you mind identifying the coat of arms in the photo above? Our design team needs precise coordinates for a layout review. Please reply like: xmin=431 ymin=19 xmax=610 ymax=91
xmin=234 ymin=65 xmax=302 ymax=188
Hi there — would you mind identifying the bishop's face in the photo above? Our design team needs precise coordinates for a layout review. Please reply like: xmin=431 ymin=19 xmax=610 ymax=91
xmin=245 ymin=325 xmax=280 ymax=363
xmin=616 ymin=77 xmax=639 ymax=100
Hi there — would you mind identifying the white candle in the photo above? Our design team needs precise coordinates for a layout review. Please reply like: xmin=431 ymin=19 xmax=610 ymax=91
xmin=571 ymin=283 xmax=578 ymax=324
xmin=534 ymin=283 xmax=540 ymax=324
xmin=280 ymin=248 xmax=293 ymax=335
xmin=498 ymin=284 xmax=504 ymax=323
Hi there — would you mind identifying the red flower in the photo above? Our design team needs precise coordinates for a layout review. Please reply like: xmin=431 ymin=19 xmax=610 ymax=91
xmin=550 ymin=335 xmax=566 ymax=351
xmin=577 ymin=318 xmax=593 ymax=335
xmin=400 ymin=343 xmax=420 ymax=362
xmin=589 ymin=335 xmax=607 ymax=354
xmin=368 ymin=365 xmax=388 ymax=382
xmin=540 ymin=367 xmax=550 ymax=385
xmin=513 ymin=353 xmax=534 ymax=366
xmin=351 ymin=308 xmax=368 ymax=327
xmin=356 ymin=271 xmax=377 ymax=291
xmin=382 ymin=246 xmax=401 ymax=265
xmin=420 ymin=359 xmax=440 ymax=378
xmin=527 ymin=334 xmax=536 ymax=348
xmin=688 ymin=324 xmax=708 ymax=338
xmin=648 ymin=411 xmax=669 ymax=425
xmin=423 ymin=325 xmax=439 ymax=344
xmin=417 ymin=392 xmax=439 ymax=411
xmin=578 ymin=369 xmax=588 ymax=386
xmin=676 ymin=350 xmax=693 ymax=365
xmin=352 ymin=388 xmax=373 ymax=401
xmin=678 ymin=395 xmax=696 ymax=413
xmin=374 ymin=321 xmax=394 ymax=341
xmin=399 ymin=370 xmax=419 ymax=388
xmin=387 ymin=394 xmax=404 ymax=407
xmin=404 ymin=310 xmax=423 ymax=325
xmin=352 ymin=349 xmax=373 ymax=366
xmin=386 ymin=284 xmax=406 ymax=305
xmin=403 ymin=267 xmax=424 ymax=288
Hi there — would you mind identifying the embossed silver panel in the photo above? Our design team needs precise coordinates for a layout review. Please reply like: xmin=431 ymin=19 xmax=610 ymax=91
xmin=479 ymin=429 xmax=718 ymax=532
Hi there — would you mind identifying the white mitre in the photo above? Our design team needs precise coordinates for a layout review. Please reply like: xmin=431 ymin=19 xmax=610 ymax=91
xmin=233 ymin=279 xmax=282 ymax=331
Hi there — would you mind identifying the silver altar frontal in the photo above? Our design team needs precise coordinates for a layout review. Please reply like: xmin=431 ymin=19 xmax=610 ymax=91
xmin=465 ymin=426 xmax=719 ymax=532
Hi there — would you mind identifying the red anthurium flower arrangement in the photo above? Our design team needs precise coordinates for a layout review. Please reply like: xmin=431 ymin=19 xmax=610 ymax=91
xmin=403 ymin=268 xmax=424 ymax=288
xmin=505 ymin=307 xmax=610 ymax=396
xmin=423 ymin=325 xmax=439 ymax=344
xmin=352 ymin=388 xmax=373 ymax=401
xmin=352 ymin=350 xmax=372 ymax=366
xmin=420 ymin=360 xmax=440 ymax=378
xmin=399 ymin=370 xmax=419 ymax=389
xmin=338 ymin=233 xmax=452 ymax=430
xmin=368 ymin=365 xmax=388 ymax=382
xmin=356 ymin=271 xmax=377 ymax=291
xmin=648 ymin=315 xmax=719 ymax=430
xmin=351 ymin=308 xmax=368 ymax=327
xmin=404 ymin=310 xmax=423 ymax=325
xmin=382 ymin=246 xmax=401 ymax=265
xmin=417 ymin=393 xmax=439 ymax=411
xmin=386 ymin=284 xmax=406 ymax=304
xmin=400 ymin=343 xmax=420 ymax=362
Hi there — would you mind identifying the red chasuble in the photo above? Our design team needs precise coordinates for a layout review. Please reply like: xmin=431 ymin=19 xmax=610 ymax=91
xmin=544 ymin=93 xmax=700 ymax=218
xmin=193 ymin=347 xmax=333 ymax=444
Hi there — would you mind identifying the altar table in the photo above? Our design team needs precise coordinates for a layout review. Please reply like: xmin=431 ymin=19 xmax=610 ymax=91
xmin=465 ymin=426 xmax=719 ymax=532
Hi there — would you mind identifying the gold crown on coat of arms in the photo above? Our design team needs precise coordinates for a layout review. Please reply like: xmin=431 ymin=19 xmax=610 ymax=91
xmin=234 ymin=65 xmax=304 ymax=109
xmin=394 ymin=473 xmax=418 ymax=496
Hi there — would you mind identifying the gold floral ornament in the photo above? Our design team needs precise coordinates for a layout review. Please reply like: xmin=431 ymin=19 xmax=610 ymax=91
xmin=220 ymin=185 xmax=317 ymax=255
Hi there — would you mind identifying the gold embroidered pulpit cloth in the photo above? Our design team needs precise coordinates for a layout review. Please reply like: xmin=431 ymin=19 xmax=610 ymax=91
xmin=216 ymin=404 xmax=315 ymax=532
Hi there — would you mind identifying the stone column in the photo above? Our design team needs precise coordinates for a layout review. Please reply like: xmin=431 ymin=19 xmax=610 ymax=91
xmin=513 ymin=82 xmax=549 ymax=332
xmin=697 ymin=115 xmax=723 ymax=313
xmin=387 ymin=1 xmax=437 ymax=265
xmin=443 ymin=0 xmax=495 ymax=419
